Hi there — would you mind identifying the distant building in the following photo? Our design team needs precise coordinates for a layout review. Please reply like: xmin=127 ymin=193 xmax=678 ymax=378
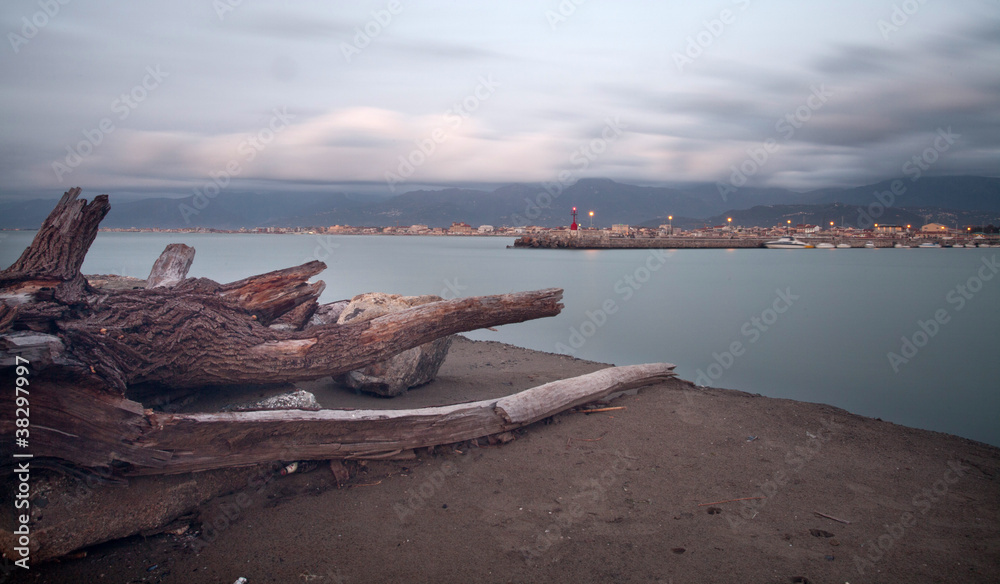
xmin=611 ymin=224 xmax=630 ymax=235
xmin=875 ymin=224 xmax=904 ymax=234
xmin=449 ymin=222 xmax=474 ymax=235
xmin=921 ymin=223 xmax=951 ymax=233
xmin=477 ymin=225 xmax=494 ymax=233
xmin=408 ymin=224 xmax=430 ymax=234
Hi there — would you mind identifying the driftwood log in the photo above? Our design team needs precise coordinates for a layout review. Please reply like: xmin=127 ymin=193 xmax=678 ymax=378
xmin=133 ymin=362 xmax=677 ymax=475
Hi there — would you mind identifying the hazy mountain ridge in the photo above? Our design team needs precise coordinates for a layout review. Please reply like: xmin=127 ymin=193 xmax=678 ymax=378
xmin=1 ymin=176 xmax=997 ymax=230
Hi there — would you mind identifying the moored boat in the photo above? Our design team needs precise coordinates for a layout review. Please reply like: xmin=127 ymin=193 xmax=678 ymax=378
xmin=816 ymin=242 xmax=836 ymax=249
xmin=764 ymin=236 xmax=810 ymax=249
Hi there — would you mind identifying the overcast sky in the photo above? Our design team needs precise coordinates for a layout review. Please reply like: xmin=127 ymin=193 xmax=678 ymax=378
xmin=1 ymin=0 xmax=998 ymax=200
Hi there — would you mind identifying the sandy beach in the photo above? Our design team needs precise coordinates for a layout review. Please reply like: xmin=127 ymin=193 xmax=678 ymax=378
xmin=7 ymin=336 xmax=999 ymax=584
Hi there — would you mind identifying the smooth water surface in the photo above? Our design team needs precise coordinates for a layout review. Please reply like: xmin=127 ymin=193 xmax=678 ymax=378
xmin=3 ymin=231 xmax=998 ymax=446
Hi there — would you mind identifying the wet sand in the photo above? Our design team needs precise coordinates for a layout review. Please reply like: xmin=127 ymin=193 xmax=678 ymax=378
xmin=8 ymin=336 xmax=1000 ymax=583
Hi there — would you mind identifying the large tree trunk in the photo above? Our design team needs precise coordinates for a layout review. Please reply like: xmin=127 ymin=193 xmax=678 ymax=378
xmin=54 ymin=285 xmax=563 ymax=391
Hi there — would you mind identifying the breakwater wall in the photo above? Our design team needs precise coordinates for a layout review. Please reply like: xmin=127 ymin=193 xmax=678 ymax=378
xmin=513 ymin=236 xmax=768 ymax=249
xmin=511 ymin=235 xmax=947 ymax=249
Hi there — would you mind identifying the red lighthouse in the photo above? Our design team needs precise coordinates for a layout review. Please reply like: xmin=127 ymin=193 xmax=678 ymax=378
xmin=570 ymin=207 xmax=578 ymax=231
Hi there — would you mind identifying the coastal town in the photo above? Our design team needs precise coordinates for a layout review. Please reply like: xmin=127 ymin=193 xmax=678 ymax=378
xmin=510 ymin=217 xmax=999 ymax=249
xmin=86 ymin=214 xmax=999 ymax=249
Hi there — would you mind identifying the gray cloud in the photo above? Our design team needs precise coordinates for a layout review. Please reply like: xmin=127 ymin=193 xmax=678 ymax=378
xmin=0 ymin=1 xmax=997 ymax=198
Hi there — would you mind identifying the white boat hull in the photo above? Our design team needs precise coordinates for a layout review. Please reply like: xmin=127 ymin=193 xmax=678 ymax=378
xmin=764 ymin=236 xmax=810 ymax=249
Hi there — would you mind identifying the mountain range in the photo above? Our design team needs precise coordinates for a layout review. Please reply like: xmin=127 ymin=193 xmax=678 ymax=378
xmin=1 ymin=176 xmax=997 ymax=230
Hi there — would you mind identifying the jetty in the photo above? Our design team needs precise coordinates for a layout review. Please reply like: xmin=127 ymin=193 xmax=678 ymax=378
xmin=512 ymin=234 xmax=992 ymax=249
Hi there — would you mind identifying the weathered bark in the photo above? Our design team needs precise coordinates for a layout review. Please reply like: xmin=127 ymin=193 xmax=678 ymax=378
xmin=1 ymin=187 xmax=107 ymax=283
xmin=145 ymin=243 xmax=195 ymax=289
xmin=0 ymin=464 xmax=276 ymax=563
xmin=0 ymin=188 xmax=108 ymax=331
xmin=270 ymin=298 xmax=319 ymax=331
xmin=2 ymin=377 xmax=169 ymax=469
xmin=60 ymin=286 xmax=563 ymax=390
xmin=141 ymin=363 xmax=677 ymax=475
xmin=0 ymin=302 xmax=16 ymax=333
xmin=216 ymin=260 xmax=326 ymax=324
xmin=0 ymin=331 xmax=79 ymax=370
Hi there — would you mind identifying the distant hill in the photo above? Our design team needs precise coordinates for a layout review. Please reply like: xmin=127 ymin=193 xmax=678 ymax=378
xmin=1 ymin=176 xmax=997 ymax=230
xmin=809 ymin=176 xmax=1000 ymax=211
xmin=0 ymin=198 xmax=62 ymax=229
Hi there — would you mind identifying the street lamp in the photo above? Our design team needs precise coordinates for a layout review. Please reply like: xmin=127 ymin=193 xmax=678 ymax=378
xmin=668 ymin=215 xmax=673 ymax=235
xmin=787 ymin=219 xmax=791 ymax=233
xmin=589 ymin=210 xmax=594 ymax=229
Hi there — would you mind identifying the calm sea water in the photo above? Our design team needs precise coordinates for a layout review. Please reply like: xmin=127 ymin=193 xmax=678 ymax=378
xmin=3 ymin=231 xmax=998 ymax=446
